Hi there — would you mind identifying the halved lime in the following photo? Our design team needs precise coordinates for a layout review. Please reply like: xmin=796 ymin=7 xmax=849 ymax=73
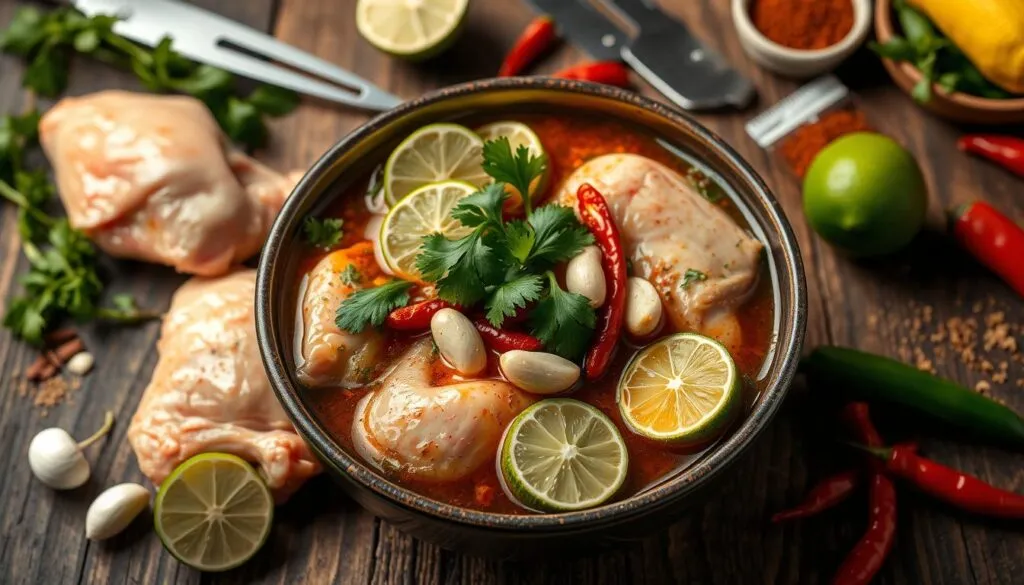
xmin=476 ymin=120 xmax=550 ymax=205
xmin=617 ymin=333 xmax=740 ymax=447
xmin=380 ymin=180 xmax=477 ymax=281
xmin=383 ymin=123 xmax=489 ymax=206
xmin=355 ymin=0 xmax=468 ymax=61
xmin=499 ymin=399 xmax=628 ymax=512
xmin=154 ymin=453 xmax=273 ymax=572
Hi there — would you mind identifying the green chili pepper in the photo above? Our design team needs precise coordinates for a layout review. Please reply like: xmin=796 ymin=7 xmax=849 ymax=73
xmin=802 ymin=346 xmax=1024 ymax=450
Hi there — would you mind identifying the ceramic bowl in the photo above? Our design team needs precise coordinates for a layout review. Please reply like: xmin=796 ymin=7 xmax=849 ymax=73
xmin=732 ymin=0 xmax=872 ymax=78
xmin=875 ymin=0 xmax=1024 ymax=124
xmin=255 ymin=78 xmax=807 ymax=557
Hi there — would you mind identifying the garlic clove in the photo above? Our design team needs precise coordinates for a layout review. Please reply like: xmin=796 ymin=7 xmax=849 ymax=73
xmin=66 ymin=352 xmax=95 ymax=376
xmin=566 ymin=246 xmax=606 ymax=308
xmin=430 ymin=308 xmax=487 ymax=376
xmin=28 ymin=428 xmax=91 ymax=490
xmin=85 ymin=483 xmax=151 ymax=540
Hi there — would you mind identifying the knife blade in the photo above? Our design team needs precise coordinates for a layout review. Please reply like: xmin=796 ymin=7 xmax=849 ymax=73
xmin=72 ymin=0 xmax=402 ymax=111
xmin=605 ymin=0 xmax=756 ymax=110
xmin=524 ymin=0 xmax=625 ymax=61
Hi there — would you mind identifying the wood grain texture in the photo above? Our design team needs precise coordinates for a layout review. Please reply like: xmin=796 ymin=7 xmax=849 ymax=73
xmin=0 ymin=0 xmax=1021 ymax=583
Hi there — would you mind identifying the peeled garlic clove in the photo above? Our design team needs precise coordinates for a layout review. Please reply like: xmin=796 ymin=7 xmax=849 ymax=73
xmin=500 ymin=350 xmax=580 ymax=395
xmin=625 ymin=277 xmax=663 ymax=338
xmin=430 ymin=308 xmax=487 ymax=376
xmin=86 ymin=483 xmax=150 ymax=540
xmin=565 ymin=246 xmax=606 ymax=308
xmin=28 ymin=428 xmax=91 ymax=490
xmin=66 ymin=352 xmax=95 ymax=376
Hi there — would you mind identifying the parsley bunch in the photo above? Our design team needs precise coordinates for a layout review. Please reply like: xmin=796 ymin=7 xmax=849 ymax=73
xmin=0 ymin=7 xmax=299 ymax=148
xmin=337 ymin=137 xmax=598 ymax=361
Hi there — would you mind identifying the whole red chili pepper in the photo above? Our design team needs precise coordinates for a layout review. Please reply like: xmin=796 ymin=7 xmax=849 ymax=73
xmin=385 ymin=299 xmax=456 ymax=331
xmin=473 ymin=319 xmax=543 ymax=352
xmin=499 ymin=16 xmax=558 ymax=77
xmin=772 ymin=469 xmax=862 ymax=522
xmin=832 ymin=472 xmax=897 ymax=585
xmin=957 ymin=135 xmax=1024 ymax=178
xmin=577 ymin=184 xmax=627 ymax=380
xmin=950 ymin=201 xmax=1024 ymax=298
xmin=842 ymin=402 xmax=884 ymax=449
xmin=873 ymin=444 xmax=1024 ymax=519
xmin=553 ymin=61 xmax=631 ymax=88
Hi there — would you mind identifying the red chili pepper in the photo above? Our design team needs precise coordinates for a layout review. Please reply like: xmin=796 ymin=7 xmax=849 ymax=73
xmin=576 ymin=183 xmax=627 ymax=379
xmin=473 ymin=319 xmax=543 ymax=352
xmin=832 ymin=472 xmax=898 ymax=585
xmin=950 ymin=201 xmax=1024 ymax=298
xmin=875 ymin=444 xmax=1024 ymax=519
xmin=499 ymin=16 xmax=558 ymax=77
xmin=553 ymin=61 xmax=631 ymax=88
xmin=957 ymin=135 xmax=1024 ymax=178
xmin=841 ymin=402 xmax=884 ymax=448
xmin=772 ymin=469 xmax=862 ymax=522
xmin=385 ymin=299 xmax=456 ymax=331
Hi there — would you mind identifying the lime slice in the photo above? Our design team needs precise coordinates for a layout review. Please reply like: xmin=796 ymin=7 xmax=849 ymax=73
xmin=355 ymin=0 xmax=468 ymax=61
xmin=500 ymin=399 xmax=628 ymax=512
xmin=383 ymin=123 xmax=489 ymax=206
xmin=380 ymin=180 xmax=477 ymax=281
xmin=476 ymin=120 xmax=549 ymax=204
xmin=617 ymin=333 xmax=740 ymax=447
xmin=154 ymin=453 xmax=273 ymax=572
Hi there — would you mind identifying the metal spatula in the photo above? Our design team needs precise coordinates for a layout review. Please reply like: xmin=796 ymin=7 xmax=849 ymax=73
xmin=72 ymin=0 xmax=403 ymax=112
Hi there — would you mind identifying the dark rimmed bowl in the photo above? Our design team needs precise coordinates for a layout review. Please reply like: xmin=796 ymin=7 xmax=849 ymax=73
xmin=255 ymin=78 xmax=806 ymax=557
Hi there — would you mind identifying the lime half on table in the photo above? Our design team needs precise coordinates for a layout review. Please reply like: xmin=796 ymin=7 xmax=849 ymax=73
xmin=500 ymin=399 xmax=629 ymax=512
xmin=617 ymin=333 xmax=741 ymax=447
xmin=356 ymin=0 xmax=468 ymax=61
xmin=154 ymin=453 xmax=274 ymax=572
xmin=383 ymin=123 xmax=490 ymax=206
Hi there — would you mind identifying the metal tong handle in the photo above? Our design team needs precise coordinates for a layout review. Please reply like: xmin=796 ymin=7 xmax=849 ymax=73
xmin=73 ymin=0 xmax=402 ymax=111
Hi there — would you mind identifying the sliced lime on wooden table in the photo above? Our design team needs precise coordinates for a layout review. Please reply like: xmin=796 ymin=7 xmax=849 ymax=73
xmin=380 ymin=179 xmax=477 ymax=281
xmin=617 ymin=333 xmax=740 ymax=447
xmin=154 ymin=453 xmax=273 ymax=572
xmin=476 ymin=120 xmax=550 ymax=201
xmin=500 ymin=399 xmax=628 ymax=512
xmin=383 ymin=123 xmax=489 ymax=206
xmin=355 ymin=0 xmax=468 ymax=61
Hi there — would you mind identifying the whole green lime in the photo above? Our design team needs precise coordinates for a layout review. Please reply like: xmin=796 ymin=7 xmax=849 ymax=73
xmin=802 ymin=132 xmax=928 ymax=257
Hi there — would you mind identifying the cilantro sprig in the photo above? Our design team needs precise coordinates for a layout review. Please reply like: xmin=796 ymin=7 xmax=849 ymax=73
xmin=335 ymin=280 xmax=413 ymax=333
xmin=0 ymin=6 xmax=299 ymax=148
xmin=303 ymin=217 xmax=344 ymax=250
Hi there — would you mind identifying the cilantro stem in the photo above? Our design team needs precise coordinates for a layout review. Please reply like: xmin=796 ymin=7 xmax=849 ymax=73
xmin=95 ymin=306 xmax=162 ymax=323
xmin=0 ymin=179 xmax=55 ymax=228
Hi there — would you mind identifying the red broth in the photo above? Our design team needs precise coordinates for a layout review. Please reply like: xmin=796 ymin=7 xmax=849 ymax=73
xmin=301 ymin=114 xmax=774 ymax=514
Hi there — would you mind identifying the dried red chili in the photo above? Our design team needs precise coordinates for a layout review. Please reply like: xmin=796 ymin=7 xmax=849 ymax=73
xmin=772 ymin=469 xmax=862 ymax=522
xmin=499 ymin=16 xmax=558 ymax=77
xmin=778 ymin=109 xmax=871 ymax=178
xmin=473 ymin=319 xmax=543 ymax=352
xmin=385 ymin=299 xmax=456 ymax=331
xmin=750 ymin=0 xmax=855 ymax=50
xmin=553 ymin=61 xmax=631 ymax=88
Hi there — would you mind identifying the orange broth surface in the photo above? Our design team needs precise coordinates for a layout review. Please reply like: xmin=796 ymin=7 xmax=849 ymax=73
xmin=301 ymin=114 xmax=774 ymax=514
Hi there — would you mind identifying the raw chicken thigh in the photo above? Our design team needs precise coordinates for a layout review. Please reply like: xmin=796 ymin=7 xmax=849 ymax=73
xmin=128 ymin=269 xmax=319 ymax=502
xmin=558 ymin=154 xmax=763 ymax=350
xmin=353 ymin=340 xmax=532 ymax=482
xmin=39 ymin=90 xmax=299 ymax=276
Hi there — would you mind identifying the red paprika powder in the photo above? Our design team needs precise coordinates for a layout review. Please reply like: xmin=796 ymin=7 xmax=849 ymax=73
xmin=777 ymin=108 xmax=871 ymax=178
xmin=750 ymin=0 xmax=855 ymax=50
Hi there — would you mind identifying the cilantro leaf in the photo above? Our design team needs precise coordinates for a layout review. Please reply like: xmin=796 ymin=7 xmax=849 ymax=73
xmin=450 ymin=183 xmax=507 ymax=229
xmin=247 ymin=85 xmax=301 ymax=117
xmin=504 ymin=220 xmax=535 ymax=265
xmin=482 ymin=137 xmax=546 ymax=215
xmin=418 ymin=231 xmax=504 ymax=305
xmin=339 ymin=264 xmax=362 ymax=287
xmin=485 ymin=273 xmax=543 ymax=327
xmin=303 ymin=217 xmax=344 ymax=250
xmin=530 ymin=272 xmax=596 ymax=361
xmin=681 ymin=268 xmax=707 ymax=289
xmin=335 ymin=280 xmax=413 ymax=333
xmin=527 ymin=204 xmax=594 ymax=267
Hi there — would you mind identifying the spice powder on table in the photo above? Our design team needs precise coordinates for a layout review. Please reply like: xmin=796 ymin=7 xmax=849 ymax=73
xmin=750 ymin=0 xmax=856 ymax=51
xmin=777 ymin=108 xmax=872 ymax=178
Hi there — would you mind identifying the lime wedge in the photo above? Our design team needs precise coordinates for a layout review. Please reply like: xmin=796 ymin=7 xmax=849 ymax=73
xmin=617 ymin=333 xmax=740 ymax=447
xmin=475 ymin=120 xmax=549 ymax=205
xmin=356 ymin=0 xmax=468 ymax=61
xmin=154 ymin=453 xmax=273 ymax=572
xmin=380 ymin=180 xmax=477 ymax=281
xmin=500 ymin=399 xmax=628 ymax=512
xmin=383 ymin=123 xmax=489 ymax=206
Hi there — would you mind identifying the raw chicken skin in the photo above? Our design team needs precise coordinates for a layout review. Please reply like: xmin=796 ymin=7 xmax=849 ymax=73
xmin=353 ymin=340 xmax=532 ymax=482
xmin=39 ymin=90 xmax=299 ymax=276
xmin=297 ymin=242 xmax=389 ymax=388
xmin=128 ymin=269 xmax=319 ymax=502
xmin=557 ymin=154 xmax=763 ymax=350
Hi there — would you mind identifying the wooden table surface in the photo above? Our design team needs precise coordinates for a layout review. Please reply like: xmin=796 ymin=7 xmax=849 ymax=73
xmin=1 ymin=1 xmax=1021 ymax=583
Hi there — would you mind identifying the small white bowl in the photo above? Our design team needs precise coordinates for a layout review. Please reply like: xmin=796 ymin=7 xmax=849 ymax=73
xmin=732 ymin=0 xmax=872 ymax=78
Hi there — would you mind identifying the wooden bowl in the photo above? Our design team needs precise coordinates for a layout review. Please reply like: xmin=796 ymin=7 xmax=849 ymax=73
xmin=875 ymin=0 xmax=1024 ymax=124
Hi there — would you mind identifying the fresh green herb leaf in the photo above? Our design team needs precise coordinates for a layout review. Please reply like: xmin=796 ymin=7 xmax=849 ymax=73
xmin=247 ymin=85 xmax=301 ymax=117
xmin=0 ymin=7 xmax=48 ymax=56
xmin=418 ymin=231 xmax=504 ymax=305
xmin=485 ymin=273 xmax=543 ymax=327
xmin=868 ymin=38 xmax=917 ymax=61
xmin=529 ymin=272 xmax=596 ymax=361
xmin=504 ymin=220 xmax=535 ymax=265
xmin=526 ymin=204 xmax=594 ymax=267
xmin=450 ymin=183 xmax=508 ymax=229
xmin=303 ymin=217 xmax=344 ymax=250
xmin=681 ymin=269 xmax=707 ymax=289
xmin=685 ymin=167 xmax=726 ymax=203
xmin=97 ymin=293 xmax=160 ymax=323
xmin=335 ymin=280 xmax=413 ymax=333
xmin=481 ymin=137 xmax=546 ymax=215
xmin=339 ymin=264 xmax=362 ymax=287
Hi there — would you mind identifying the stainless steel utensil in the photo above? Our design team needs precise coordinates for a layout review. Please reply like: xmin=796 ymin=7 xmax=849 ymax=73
xmin=73 ymin=0 xmax=402 ymax=112
xmin=524 ymin=0 xmax=625 ymax=61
